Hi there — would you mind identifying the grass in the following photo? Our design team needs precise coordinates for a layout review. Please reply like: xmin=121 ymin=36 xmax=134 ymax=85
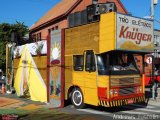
xmin=0 ymin=108 xmax=30 ymax=119
xmin=0 ymin=109 xmax=30 ymax=115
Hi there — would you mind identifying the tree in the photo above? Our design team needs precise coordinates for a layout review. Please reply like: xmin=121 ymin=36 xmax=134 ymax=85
xmin=12 ymin=21 xmax=29 ymax=45
xmin=0 ymin=22 xmax=29 ymax=72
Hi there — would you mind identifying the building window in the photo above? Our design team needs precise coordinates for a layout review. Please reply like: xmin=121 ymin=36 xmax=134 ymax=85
xmin=32 ymin=34 xmax=36 ymax=42
xmin=55 ymin=26 xmax=58 ymax=30
xmin=52 ymin=27 xmax=54 ymax=31
xmin=36 ymin=34 xmax=38 ymax=41
xmin=73 ymin=55 xmax=84 ymax=71
xmin=37 ymin=32 xmax=41 ymax=41
xmin=36 ymin=32 xmax=41 ymax=41
xmin=48 ymin=29 xmax=51 ymax=34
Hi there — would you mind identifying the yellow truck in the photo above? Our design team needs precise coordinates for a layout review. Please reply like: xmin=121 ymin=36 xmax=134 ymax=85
xmin=61 ymin=12 xmax=154 ymax=108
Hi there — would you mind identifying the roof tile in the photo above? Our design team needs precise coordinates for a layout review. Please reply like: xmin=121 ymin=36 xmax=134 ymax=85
xmin=31 ymin=0 xmax=79 ymax=30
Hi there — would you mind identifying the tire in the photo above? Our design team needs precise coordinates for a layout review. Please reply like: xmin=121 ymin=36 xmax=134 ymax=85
xmin=71 ymin=88 xmax=85 ymax=109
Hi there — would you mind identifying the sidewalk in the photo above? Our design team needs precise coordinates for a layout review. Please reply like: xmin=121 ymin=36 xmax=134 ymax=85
xmin=145 ymin=87 xmax=160 ymax=106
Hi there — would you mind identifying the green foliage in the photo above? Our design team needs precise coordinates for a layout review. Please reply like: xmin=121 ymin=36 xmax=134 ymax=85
xmin=0 ymin=22 xmax=29 ymax=71
xmin=35 ymin=42 xmax=44 ymax=55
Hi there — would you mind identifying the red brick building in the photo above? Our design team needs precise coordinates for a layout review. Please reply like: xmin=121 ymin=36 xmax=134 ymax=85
xmin=29 ymin=0 xmax=127 ymax=41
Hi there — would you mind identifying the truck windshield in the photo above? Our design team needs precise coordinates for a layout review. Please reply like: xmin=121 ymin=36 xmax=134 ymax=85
xmin=96 ymin=51 xmax=140 ymax=75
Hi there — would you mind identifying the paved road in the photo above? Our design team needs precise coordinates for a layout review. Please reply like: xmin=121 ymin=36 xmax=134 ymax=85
xmin=57 ymin=87 xmax=160 ymax=120
xmin=58 ymin=100 xmax=160 ymax=120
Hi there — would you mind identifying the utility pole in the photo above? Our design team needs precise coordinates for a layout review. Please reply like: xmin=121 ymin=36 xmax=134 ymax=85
xmin=151 ymin=0 xmax=155 ymax=19
xmin=151 ymin=0 xmax=158 ymax=100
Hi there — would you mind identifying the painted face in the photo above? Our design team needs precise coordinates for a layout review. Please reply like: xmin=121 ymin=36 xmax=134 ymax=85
xmin=50 ymin=65 xmax=60 ymax=80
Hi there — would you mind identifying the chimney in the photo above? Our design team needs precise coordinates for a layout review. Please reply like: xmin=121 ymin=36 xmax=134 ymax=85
xmin=92 ymin=0 xmax=98 ymax=4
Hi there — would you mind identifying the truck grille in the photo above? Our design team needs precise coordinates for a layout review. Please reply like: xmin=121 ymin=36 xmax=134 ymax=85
xmin=119 ymin=87 xmax=135 ymax=95
xmin=111 ymin=76 xmax=141 ymax=86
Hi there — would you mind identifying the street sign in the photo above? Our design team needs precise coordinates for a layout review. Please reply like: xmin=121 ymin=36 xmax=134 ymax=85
xmin=146 ymin=56 xmax=152 ymax=64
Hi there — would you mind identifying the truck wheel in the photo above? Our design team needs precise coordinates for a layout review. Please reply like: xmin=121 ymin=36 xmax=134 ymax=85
xmin=71 ymin=88 xmax=85 ymax=109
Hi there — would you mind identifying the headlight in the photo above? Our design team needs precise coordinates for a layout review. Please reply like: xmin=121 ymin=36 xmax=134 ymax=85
xmin=110 ymin=89 xmax=119 ymax=97
xmin=114 ymin=89 xmax=118 ymax=94
xmin=139 ymin=87 xmax=142 ymax=92
xmin=110 ymin=89 xmax=113 ymax=95
xmin=135 ymin=86 xmax=142 ymax=93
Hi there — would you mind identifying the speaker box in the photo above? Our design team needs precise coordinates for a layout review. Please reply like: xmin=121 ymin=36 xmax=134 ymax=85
xmin=69 ymin=10 xmax=88 ymax=27
xmin=68 ymin=13 xmax=75 ymax=28
xmin=95 ymin=3 xmax=117 ymax=15
xmin=81 ymin=10 xmax=87 ymax=25
xmin=87 ymin=3 xmax=117 ymax=16
xmin=74 ymin=12 xmax=81 ymax=26
xmin=87 ymin=4 xmax=100 ymax=23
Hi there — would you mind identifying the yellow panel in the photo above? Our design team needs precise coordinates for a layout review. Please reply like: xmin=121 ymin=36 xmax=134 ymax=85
xmin=14 ymin=56 xmax=47 ymax=84
xmin=98 ymin=76 xmax=110 ymax=98
xmin=65 ymin=22 xmax=100 ymax=55
xmin=65 ymin=55 xmax=73 ymax=84
xmin=71 ymin=71 xmax=98 ymax=106
xmin=97 ymin=76 xmax=109 ymax=87
xmin=72 ymin=72 xmax=85 ymax=87
xmin=33 ymin=56 xmax=47 ymax=84
xmin=100 ymin=12 xmax=116 ymax=53
xmin=84 ymin=87 xmax=98 ymax=106
xmin=64 ymin=55 xmax=73 ymax=100
xmin=13 ymin=58 xmax=20 ymax=80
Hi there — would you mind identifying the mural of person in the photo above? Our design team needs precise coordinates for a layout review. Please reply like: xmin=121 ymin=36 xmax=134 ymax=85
xmin=50 ymin=60 xmax=61 ymax=98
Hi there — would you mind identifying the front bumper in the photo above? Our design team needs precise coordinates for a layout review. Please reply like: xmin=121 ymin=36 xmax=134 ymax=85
xmin=98 ymin=95 xmax=145 ymax=107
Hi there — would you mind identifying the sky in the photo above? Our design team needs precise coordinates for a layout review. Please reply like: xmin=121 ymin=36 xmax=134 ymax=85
xmin=0 ymin=0 xmax=160 ymax=29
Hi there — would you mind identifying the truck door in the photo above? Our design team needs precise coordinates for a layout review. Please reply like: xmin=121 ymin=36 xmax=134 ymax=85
xmin=83 ymin=50 xmax=98 ymax=105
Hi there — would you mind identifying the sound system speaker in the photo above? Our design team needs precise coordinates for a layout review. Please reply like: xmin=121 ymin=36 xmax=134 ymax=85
xmin=68 ymin=10 xmax=88 ymax=27
xmin=81 ymin=10 xmax=87 ymax=25
xmin=95 ymin=3 xmax=117 ymax=15
xmin=74 ymin=12 xmax=81 ymax=26
xmin=68 ymin=13 xmax=75 ymax=28
xmin=87 ymin=4 xmax=100 ymax=23
xmin=68 ymin=2 xmax=117 ymax=27
xmin=87 ymin=3 xmax=116 ymax=15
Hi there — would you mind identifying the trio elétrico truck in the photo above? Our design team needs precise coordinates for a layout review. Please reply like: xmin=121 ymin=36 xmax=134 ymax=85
xmin=59 ymin=12 xmax=154 ymax=108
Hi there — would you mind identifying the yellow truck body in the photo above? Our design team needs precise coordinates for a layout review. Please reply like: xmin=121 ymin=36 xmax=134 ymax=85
xmin=64 ymin=12 xmax=153 ymax=107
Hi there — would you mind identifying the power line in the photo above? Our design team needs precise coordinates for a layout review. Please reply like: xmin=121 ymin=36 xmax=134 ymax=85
xmin=155 ymin=19 xmax=160 ymax=24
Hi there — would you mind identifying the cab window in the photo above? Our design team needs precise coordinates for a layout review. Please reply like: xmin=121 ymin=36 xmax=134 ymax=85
xmin=85 ymin=50 xmax=96 ymax=72
xmin=73 ymin=55 xmax=84 ymax=71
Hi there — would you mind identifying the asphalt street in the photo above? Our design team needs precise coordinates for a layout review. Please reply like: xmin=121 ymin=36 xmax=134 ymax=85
xmin=58 ymin=100 xmax=160 ymax=120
